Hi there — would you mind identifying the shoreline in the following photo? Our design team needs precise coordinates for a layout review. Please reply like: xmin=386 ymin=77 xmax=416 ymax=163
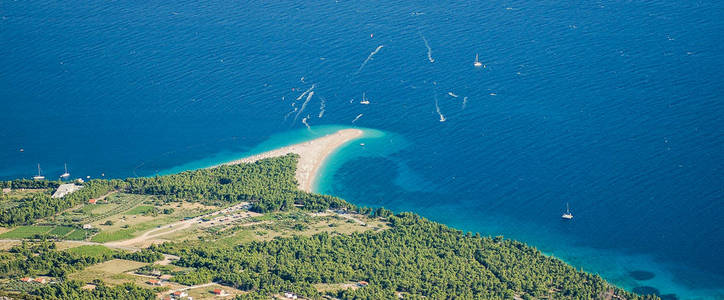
xmin=211 ymin=129 xmax=364 ymax=192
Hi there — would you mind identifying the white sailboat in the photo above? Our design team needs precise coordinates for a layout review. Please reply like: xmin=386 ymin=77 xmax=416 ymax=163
xmin=474 ymin=53 xmax=483 ymax=67
xmin=33 ymin=164 xmax=45 ymax=180
xmin=360 ymin=92 xmax=370 ymax=105
xmin=60 ymin=163 xmax=70 ymax=179
xmin=561 ymin=202 xmax=573 ymax=220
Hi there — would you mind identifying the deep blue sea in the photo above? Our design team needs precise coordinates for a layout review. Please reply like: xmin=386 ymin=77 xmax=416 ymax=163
xmin=1 ymin=1 xmax=722 ymax=298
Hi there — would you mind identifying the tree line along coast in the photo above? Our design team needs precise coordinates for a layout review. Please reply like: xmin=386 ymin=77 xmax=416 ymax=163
xmin=0 ymin=154 xmax=659 ymax=299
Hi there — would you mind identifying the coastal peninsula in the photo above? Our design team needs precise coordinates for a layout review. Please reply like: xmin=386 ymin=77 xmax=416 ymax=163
xmin=0 ymin=131 xmax=657 ymax=299
xmin=216 ymin=128 xmax=363 ymax=192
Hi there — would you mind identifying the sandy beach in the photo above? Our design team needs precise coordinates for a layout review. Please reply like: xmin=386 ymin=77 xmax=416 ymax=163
xmin=215 ymin=129 xmax=364 ymax=192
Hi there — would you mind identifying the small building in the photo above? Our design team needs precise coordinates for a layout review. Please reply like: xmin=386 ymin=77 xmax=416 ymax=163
xmin=148 ymin=279 xmax=162 ymax=286
xmin=19 ymin=277 xmax=32 ymax=282
xmin=358 ymin=281 xmax=369 ymax=287
xmin=88 ymin=198 xmax=97 ymax=204
xmin=34 ymin=278 xmax=46 ymax=284
xmin=82 ymin=224 xmax=93 ymax=229
xmin=212 ymin=288 xmax=227 ymax=296
xmin=172 ymin=291 xmax=188 ymax=298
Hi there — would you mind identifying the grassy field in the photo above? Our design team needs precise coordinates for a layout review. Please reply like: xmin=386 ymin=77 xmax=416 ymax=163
xmin=0 ymin=225 xmax=86 ymax=240
xmin=91 ymin=229 xmax=136 ymax=243
xmin=80 ymin=203 xmax=117 ymax=215
xmin=314 ymin=282 xmax=359 ymax=293
xmin=183 ymin=283 xmax=246 ymax=299
xmin=53 ymin=241 xmax=93 ymax=250
xmin=85 ymin=259 xmax=147 ymax=274
xmin=65 ymin=229 xmax=89 ymax=240
xmin=88 ymin=201 xmax=217 ymax=243
xmin=248 ymin=211 xmax=387 ymax=242
xmin=63 ymin=245 xmax=116 ymax=258
xmin=152 ymin=227 xmax=201 ymax=244
xmin=2 ymin=188 xmax=49 ymax=201
xmin=162 ymin=210 xmax=388 ymax=251
xmin=0 ymin=226 xmax=54 ymax=239
xmin=214 ymin=230 xmax=255 ymax=248
xmin=0 ymin=240 xmax=20 ymax=250
xmin=90 ymin=217 xmax=174 ymax=243
xmin=47 ymin=226 xmax=74 ymax=237
xmin=54 ymin=193 xmax=147 ymax=224
xmin=68 ymin=259 xmax=189 ymax=290
xmin=69 ymin=259 xmax=150 ymax=285
xmin=125 ymin=205 xmax=155 ymax=215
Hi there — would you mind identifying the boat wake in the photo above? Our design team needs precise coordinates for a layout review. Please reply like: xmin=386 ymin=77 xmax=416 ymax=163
xmin=301 ymin=114 xmax=312 ymax=130
xmin=284 ymin=107 xmax=298 ymax=121
xmin=352 ymin=113 xmax=363 ymax=123
xmin=421 ymin=34 xmax=435 ymax=63
xmin=356 ymin=45 xmax=384 ymax=74
xmin=434 ymin=94 xmax=446 ymax=122
xmin=318 ymin=97 xmax=326 ymax=118
xmin=296 ymin=84 xmax=316 ymax=101
xmin=294 ymin=91 xmax=314 ymax=122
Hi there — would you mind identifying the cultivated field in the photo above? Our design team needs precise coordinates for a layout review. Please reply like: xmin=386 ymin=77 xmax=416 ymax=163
xmin=1 ymin=187 xmax=390 ymax=298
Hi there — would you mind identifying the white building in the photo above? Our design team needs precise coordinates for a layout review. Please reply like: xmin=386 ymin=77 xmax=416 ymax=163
xmin=51 ymin=183 xmax=82 ymax=198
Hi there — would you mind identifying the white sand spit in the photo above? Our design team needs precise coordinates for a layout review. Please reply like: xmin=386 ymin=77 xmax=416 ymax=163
xmin=217 ymin=129 xmax=364 ymax=192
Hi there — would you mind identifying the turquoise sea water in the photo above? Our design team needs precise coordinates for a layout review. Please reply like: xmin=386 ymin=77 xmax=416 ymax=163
xmin=1 ymin=1 xmax=722 ymax=298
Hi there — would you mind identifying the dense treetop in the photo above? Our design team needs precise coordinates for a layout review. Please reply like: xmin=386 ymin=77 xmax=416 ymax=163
xmin=155 ymin=212 xmax=654 ymax=300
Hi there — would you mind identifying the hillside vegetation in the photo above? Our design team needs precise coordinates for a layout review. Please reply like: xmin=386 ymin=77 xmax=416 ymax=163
xmin=0 ymin=155 xmax=658 ymax=299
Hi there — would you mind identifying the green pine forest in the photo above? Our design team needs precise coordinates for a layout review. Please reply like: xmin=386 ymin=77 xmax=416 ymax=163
xmin=0 ymin=154 xmax=659 ymax=299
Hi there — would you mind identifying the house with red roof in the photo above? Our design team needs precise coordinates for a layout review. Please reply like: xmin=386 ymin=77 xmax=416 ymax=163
xmin=148 ymin=279 xmax=162 ymax=286
xmin=173 ymin=291 xmax=188 ymax=298
xmin=212 ymin=288 xmax=227 ymax=296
